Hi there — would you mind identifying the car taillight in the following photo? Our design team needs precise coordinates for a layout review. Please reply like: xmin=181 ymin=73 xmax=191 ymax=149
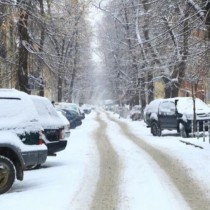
xmin=58 ymin=128 xmax=65 ymax=140
xmin=38 ymin=131 xmax=43 ymax=145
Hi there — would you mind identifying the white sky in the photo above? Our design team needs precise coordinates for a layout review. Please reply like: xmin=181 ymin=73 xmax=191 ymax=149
xmin=87 ymin=1 xmax=105 ymax=64
xmin=2 ymin=110 xmax=210 ymax=209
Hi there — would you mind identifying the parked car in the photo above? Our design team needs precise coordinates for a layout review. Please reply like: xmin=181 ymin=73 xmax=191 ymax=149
xmin=81 ymin=104 xmax=92 ymax=114
xmin=129 ymin=105 xmax=142 ymax=121
xmin=58 ymin=102 xmax=85 ymax=120
xmin=144 ymin=97 xmax=210 ymax=137
xmin=30 ymin=96 xmax=68 ymax=156
xmin=56 ymin=102 xmax=84 ymax=128
xmin=62 ymin=109 xmax=82 ymax=129
xmin=0 ymin=89 xmax=48 ymax=193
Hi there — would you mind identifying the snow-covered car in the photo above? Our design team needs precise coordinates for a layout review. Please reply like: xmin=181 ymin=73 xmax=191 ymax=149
xmin=57 ymin=102 xmax=85 ymax=120
xmin=129 ymin=105 xmax=142 ymax=121
xmin=30 ymin=96 xmax=68 ymax=156
xmin=144 ymin=97 xmax=210 ymax=137
xmin=57 ymin=102 xmax=84 ymax=128
xmin=62 ymin=109 xmax=82 ymax=129
xmin=0 ymin=89 xmax=48 ymax=193
xmin=81 ymin=104 xmax=92 ymax=114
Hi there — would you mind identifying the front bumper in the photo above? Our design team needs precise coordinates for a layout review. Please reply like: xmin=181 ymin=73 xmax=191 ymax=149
xmin=65 ymin=131 xmax=71 ymax=138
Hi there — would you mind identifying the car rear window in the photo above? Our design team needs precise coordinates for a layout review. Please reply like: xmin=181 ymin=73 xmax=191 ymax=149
xmin=0 ymin=98 xmax=22 ymax=118
xmin=18 ymin=132 xmax=39 ymax=145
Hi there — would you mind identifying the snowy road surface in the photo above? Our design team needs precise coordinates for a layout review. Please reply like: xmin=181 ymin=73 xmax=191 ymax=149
xmin=1 ymin=110 xmax=210 ymax=210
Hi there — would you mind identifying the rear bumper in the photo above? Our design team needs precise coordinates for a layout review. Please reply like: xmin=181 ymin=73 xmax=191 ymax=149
xmin=65 ymin=131 xmax=71 ymax=138
xmin=46 ymin=140 xmax=67 ymax=155
xmin=21 ymin=149 xmax=48 ymax=168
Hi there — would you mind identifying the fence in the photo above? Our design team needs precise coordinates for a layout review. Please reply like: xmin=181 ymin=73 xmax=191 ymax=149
xmin=192 ymin=120 xmax=210 ymax=142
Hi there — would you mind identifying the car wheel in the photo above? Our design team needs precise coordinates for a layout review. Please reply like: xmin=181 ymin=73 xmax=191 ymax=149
xmin=179 ymin=123 xmax=189 ymax=138
xmin=0 ymin=156 xmax=15 ymax=194
xmin=151 ymin=121 xmax=162 ymax=136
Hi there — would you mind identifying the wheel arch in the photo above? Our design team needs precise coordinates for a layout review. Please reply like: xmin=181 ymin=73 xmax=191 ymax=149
xmin=0 ymin=147 xmax=24 ymax=181
xmin=177 ymin=119 xmax=187 ymax=132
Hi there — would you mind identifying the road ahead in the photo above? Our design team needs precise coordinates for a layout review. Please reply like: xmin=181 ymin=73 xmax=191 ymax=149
xmin=88 ymin=111 xmax=210 ymax=210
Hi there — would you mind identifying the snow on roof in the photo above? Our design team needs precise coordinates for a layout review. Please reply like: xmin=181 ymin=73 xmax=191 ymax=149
xmin=0 ymin=89 xmax=42 ymax=133
xmin=30 ymin=95 xmax=66 ymax=129
xmin=146 ymin=98 xmax=164 ymax=112
xmin=146 ymin=97 xmax=210 ymax=114
xmin=57 ymin=102 xmax=80 ymax=112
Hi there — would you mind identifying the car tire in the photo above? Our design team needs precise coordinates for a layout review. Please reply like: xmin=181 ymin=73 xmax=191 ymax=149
xmin=179 ymin=123 xmax=189 ymax=138
xmin=151 ymin=121 xmax=162 ymax=136
xmin=0 ymin=156 xmax=15 ymax=194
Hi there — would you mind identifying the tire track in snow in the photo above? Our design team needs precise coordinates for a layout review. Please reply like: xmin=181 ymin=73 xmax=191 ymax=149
xmin=90 ymin=112 xmax=120 ymax=210
xmin=107 ymin=112 xmax=210 ymax=210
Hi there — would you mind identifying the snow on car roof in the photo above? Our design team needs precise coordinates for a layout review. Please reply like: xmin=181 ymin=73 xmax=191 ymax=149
xmin=30 ymin=95 xmax=66 ymax=129
xmin=58 ymin=102 xmax=80 ymax=112
xmin=146 ymin=97 xmax=210 ymax=114
xmin=146 ymin=98 xmax=164 ymax=112
xmin=0 ymin=89 xmax=42 ymax=133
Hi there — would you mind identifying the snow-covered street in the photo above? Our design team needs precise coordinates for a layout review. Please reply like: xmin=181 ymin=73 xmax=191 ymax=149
xmin=2 ymin=109 xmax=210 ymax=210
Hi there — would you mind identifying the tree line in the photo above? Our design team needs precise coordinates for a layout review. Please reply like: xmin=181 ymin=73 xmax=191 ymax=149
xmin=0 ymin=0 xmax=94 ymax=103
xmin=98 ymin=0 xmax=210 ymax=108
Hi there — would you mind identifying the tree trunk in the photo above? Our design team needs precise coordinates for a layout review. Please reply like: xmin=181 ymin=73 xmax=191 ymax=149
xmin=69 ymin=29 xmax=79 ymax=102
xmin=164 ymin=7 xmax=189 ymax=98
xmin=57 ymin=76 xmax=62 ymax=102
xmin=139 ymin=75 xmax=146 ymax=111
xmin=17 ymin=1 xmax=30 ymax=94
xmin=38 ymin=0 xmax=45 ymax=96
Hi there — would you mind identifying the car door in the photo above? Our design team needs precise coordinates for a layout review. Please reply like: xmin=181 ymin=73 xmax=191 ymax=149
xmin=158 ymin=101 xmax=177 ymax=129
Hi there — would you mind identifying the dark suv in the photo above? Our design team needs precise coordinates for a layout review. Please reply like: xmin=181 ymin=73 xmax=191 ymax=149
xmin=144 ymin=97 xmax=210 ymax=137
